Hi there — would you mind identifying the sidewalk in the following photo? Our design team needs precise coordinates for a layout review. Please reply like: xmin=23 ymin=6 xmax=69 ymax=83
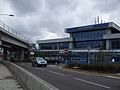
xmin=0 ymin=63 xmax=24 ymax=90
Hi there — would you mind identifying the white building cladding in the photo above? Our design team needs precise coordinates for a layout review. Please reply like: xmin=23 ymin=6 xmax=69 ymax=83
xmin=37 ymin=38 xmax=73 ymax=50
xmin=37 ymin=22 xmax=120 ymax=64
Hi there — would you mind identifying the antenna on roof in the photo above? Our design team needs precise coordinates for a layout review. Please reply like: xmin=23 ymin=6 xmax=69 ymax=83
xmin=104 ymin=20 xmax=106 ymax=23
xmin=101 ymin=18 xmax=103 ymax=23
xmin=95 ymin=17 xmax=97 ymax=24
xmin=95 ymin=16 xmax=104 ymax=24
xmin=97 ymin=16 xmax=99 ymax=24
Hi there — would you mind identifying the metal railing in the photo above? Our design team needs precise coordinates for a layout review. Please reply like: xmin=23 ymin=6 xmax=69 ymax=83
xmin=0 ymin=20 xmax=30 ymax=43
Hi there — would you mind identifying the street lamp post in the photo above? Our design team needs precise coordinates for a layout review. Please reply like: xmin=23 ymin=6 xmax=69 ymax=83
xmin=64 ymin=49 xmax=69 ymax=66
xmin=56 ymin=43 xmax=60 ymax=64
xmin=0 ymin=13 xmax=14 ymax=60
xmin=57 ymin=43 xmax=63 ymax=64
xmin=0 ymin=14 xmax=14 ymax=17
xmin=0 ymin=13 xmax=14 ymax=30
xmin=88 ymin=46 xmax=90 ymax=64
xmin=0 ymin=13 xmax=14 ymax=41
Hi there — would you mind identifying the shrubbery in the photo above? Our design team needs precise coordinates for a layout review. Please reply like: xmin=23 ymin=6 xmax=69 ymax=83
xmin=67 ymin=63 xmax=120 ymax=73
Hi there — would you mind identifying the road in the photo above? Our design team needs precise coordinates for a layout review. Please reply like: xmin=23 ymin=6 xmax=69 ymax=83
xmin=16 ymin=63 xmax=120 ymax=90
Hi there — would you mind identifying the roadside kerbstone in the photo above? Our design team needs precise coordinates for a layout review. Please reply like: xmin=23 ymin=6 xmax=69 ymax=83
xmin=0 ymin=63 xmax=24 ymax=90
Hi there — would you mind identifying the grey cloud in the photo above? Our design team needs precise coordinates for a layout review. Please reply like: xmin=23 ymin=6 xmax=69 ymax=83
xmin=1 ymin=0 xmax=120 ymax=43
xmin=8 ymin=0 xmax=41 ymax=15
xmin=11 ymin=0 xmax=100 ymax=41
xmin=45 ymin=0 xmax=72 ymax=10
xmin=93 ymin=0 xmax=120 ymax=13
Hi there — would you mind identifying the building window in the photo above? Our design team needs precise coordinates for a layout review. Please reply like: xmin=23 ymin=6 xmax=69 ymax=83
xmin=72 ymin=30 xmax=106 ymax=41
xmin=39 ymin=42 xmax=69 ymax=50
xmin=74 ymin=40 xmax=106 ymax=49
xmin=111 ymin=39 xmax=120 ymax=49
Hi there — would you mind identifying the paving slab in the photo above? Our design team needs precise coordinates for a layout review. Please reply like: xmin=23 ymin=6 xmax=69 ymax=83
xmin=0 ymin=63 xmax=24 ymax=90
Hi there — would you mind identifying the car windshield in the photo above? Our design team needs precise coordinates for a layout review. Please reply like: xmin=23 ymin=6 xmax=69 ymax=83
xmin=36 ymin=57 xmax=45 ymax=61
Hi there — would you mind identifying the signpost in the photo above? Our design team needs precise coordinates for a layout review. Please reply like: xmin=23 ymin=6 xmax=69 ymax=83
xmin=64 ymin=49 xmax=68 ymax=66
xmin=0 ymin=41 xmax=2 ymax=46
xmin=30 ymin=52 xmax=34 ymax=55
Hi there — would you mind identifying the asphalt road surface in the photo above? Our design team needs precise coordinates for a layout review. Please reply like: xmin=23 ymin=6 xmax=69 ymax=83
xmin=16 ymin=63 xmax=120 ymax=90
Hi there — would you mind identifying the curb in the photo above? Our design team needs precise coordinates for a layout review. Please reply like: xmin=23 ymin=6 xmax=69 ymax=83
xmin=0 ymin=60 xmax=59 ymax=90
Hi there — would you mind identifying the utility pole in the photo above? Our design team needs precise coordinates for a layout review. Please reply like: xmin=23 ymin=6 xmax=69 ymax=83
xmin=88 ymin=46 xmax=90 ymax=64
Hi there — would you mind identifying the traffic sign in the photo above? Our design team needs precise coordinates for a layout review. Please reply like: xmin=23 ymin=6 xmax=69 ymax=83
xmin=64 ymin=49 xmax=68 ymax=54
xmin=30 ymin=52 xmax=34 ymax=55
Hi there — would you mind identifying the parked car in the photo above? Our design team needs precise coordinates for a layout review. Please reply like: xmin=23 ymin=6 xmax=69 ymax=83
xmin=32 ymin=57 xmax=47 ymax=67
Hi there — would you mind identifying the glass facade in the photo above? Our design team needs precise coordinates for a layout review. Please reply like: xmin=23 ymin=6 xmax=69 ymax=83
xmin=38 ymin=22 xmax=120 ymax=64
xmin=72 ymin=30 xmax=106 ymax=49
xmin=72 ymin=30 xmax=106 ymax=41
xmin=59 ymin=42 xmax=69 ymax=49
xmin=111 ymin=39 xmax=120 ymax=49
xmin=39 ymin=42 xmax=69 ymax=50
xmin=39 ymin=43 xmax=53 ymax=50
xmin=75 ymin=40 xmax=106 ymax=49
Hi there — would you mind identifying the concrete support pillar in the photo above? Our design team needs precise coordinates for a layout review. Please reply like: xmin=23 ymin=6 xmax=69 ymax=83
xmin=3 ymin=48 xmax=7 ymax=60
xmin=69 ymin=42 xmax=73 ymax=49
xmin=20 ymin=49 xmax=24 ymax=61
xmin=70 ymin=33 xmax=72 ymax=38
xmin=106 ymin=29 xmax=111 ymax=50
xmin=106 ymin=40 xmax=110 ymax=50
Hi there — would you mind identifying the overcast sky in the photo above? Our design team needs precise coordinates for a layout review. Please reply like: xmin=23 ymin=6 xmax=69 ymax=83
xmin=0 ymin=0 xmax=120 ymax=42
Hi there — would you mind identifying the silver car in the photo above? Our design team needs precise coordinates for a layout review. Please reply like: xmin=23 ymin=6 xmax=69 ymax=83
xmin=32 ymin=57 xmax=47 ymax=67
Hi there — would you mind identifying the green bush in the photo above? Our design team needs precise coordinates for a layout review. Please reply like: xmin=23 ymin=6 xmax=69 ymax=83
xmin=77 ymin=64 xmax=120 ymax=73
xmin=66 ymin=60 xmax=79 ymax=68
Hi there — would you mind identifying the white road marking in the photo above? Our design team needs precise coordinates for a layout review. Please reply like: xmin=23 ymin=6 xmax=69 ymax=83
xmin=61 ymin=68 xmax=102 ymax=76
xmin=48 ymin=70 xmax=64 ymax=76
xmin=105 ymin=76 xmax=120 ymax=80
xmin=62 ymin=68 xmax=120 ymax=80
xmin=59 ymin=67 xmax=62 ymax=69
xmin=48 ymin=65 xmax=60 ymax=69
xmin=74 ymin=78 xmax=110 ymax=89
xmin=36 ymin=68 xmax=45 ymax=70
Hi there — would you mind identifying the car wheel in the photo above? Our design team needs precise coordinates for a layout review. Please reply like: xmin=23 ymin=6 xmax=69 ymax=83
xmin=32 ymin=64 xmax=34 ymax=67
xmin=44 ymin=65 xmax=47 ymax=67
xmin=36 ymin=64 xmax=39 ymax=67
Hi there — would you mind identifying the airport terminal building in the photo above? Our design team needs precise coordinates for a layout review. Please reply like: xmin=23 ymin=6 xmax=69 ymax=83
xmin=37 ymin=22 xmax=120 ymax=64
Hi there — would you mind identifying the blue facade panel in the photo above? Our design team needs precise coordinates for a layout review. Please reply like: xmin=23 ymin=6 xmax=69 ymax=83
xmin=72 ymin=30 xmax=106 ymax=41
xmin=65 ymin=23 xmax=110 ymax=33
